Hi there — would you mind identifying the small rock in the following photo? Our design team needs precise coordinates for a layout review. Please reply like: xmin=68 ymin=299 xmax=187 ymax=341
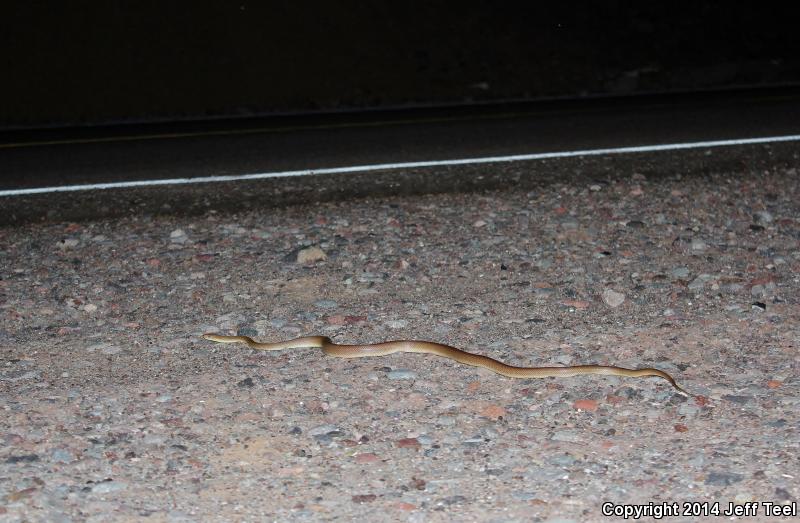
xmin=688 ymin=273 xmax=714 ymax=290
xmin=690 ymin=238 xmax=707 ymax=252
xmin=671 ymin=267 xmax=690 ymax=279
xmin=313 ymin=299 xmax=338 ymax=309
xmin=354 ymin=453 xmax=380 ymax=463
xmin=6 ymin=454 xmax=39 ymax=464
xmin=561 ymin=299 xmax=590 ymax=310
xmin=416 ymin=435 xmax=433 ymax=445
xmin=3 ymin=434 xmax=24 ymax=445
xmin=601 ymin=289 xmax=625 ymax=308
xmin=308 ymin=424 xmax=340 ymax=437
xmin=573 ymin=399 xmax=598 ymax=412
xmin=705 ymin=471 xmax=743 ymax=486
xmin=753 ymin=210 xmax=774 ymax=224
xmin=551 ymin=430 xmax=581 ymax=443
xmin=396 ymin=438 xmax=421 ymax=449
xmin=439 ymin=495 xmax=467 ymax=506
xmin=92 ymin=480 xmax=128 ymax=494
xmin=479 ymin=404 xmax=507 ymax=420
xmin=237 ymin=326 xmax=258 ymax=337
xmin=387 ymin=369 xmax=417 ymax=380
xmin=57 ymin=238 xmax=80 ymax=250
xmin=549 ymin=454 xmax=577 ymax=467
xmin=50 ymin=449 xmax=73 ymax=463
xmin=297 ymin=246 xmax=327 ymax=263
xmin=169 ymin=229 xmax=187 ymax=244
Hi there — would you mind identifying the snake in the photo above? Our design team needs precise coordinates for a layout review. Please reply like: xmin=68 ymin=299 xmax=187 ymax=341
xmin=202 ymin=333 xmax=691 ymax=396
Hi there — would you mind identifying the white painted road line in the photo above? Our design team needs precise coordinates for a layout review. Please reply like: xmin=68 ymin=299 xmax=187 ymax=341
xmin=2 ymin=134 xmax=799 ymax=197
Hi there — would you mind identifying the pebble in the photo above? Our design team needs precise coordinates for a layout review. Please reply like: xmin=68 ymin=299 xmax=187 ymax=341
xmin=690 ymin=238 xmax=707 ymax=252
xmin=92 ymin=481 xmax=128 ymax=494
xmin=396 ymin=438 xmax=421 ymax=449
xmin=237 ymin=326 xmax=258 ymax=337
xmin=688 ymin=273 xmax=714 ymax=290
xmin=237 ymin=377 xmax=255 ymax=388
xmin=551 ymin=430 xmax=581 ymax=443
xmin=50 ymin=448 xmax=73 ymax=463
xmin=671 ymin=267 xmax=690 ymax=279
xmin=314 ymin=299 xmax=338 ymax=309
xmin=169 ymin=229 xmax=187 ymax=243
xmin=601 ymin=289 xmax=625 ymax=308
xmin=6 ymin=454 xmax=39 ymax=464
xmin=573 ymin=399 xmax=598 ymax=411
xmin=354 ymin=453 xmax=380 ymax=463
xmin=753 ymin=210 xmax=773 ymax=224
xmin=57 ymin=238 xmax=79 ymax=250
xmin=416 ymin=435 xmax=433 ymax=445
xmin=297 ymin=246 xmax=327 ymax=263
xmin=705 ymin=471 xmax=744 ymax=486
xmin=308 ymin=424 xmax=340 ymax=437
xmin=387 ymin=369 xmax=417 ymax=380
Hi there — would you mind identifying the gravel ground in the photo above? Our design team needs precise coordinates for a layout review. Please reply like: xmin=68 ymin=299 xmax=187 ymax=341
xmin=1 ymin=166 xmax=799 ymax=522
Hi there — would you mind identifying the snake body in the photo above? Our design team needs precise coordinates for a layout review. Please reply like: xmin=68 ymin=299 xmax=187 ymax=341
xmin=202 ymin=333 xmax=691 ymax=396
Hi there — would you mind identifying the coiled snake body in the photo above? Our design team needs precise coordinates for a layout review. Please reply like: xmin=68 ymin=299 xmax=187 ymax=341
xmin=202 ymin=334 xmax=691 ymax=396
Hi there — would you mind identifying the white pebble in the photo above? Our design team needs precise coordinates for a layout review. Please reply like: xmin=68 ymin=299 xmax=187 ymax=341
xmin=601 ymin=288 xmax=625 ymax=308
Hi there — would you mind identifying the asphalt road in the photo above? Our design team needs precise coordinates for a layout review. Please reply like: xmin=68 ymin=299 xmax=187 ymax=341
xmin=1 ymin=87 xmax=799 ymax=224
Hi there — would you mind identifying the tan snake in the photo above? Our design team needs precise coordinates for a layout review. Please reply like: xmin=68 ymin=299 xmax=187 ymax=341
xmin=202 ymin=333 xmax=691 ymax=396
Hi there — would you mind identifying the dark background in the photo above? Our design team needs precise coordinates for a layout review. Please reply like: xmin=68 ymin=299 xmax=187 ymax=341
xmin=3 ymin=3 xmax=800 ymax=130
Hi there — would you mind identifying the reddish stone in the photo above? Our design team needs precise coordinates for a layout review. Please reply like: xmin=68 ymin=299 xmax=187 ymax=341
xmin=479 ymin=405 xmax=507 ymax=420
xmin=354 ymin=453 xmax=380 ymax=463
xmin=573 ymin=399 xmax=598 ymax=412
xmin=561 ymin=299 xmax=590 ymax=310
xmin=395 ymin=438 xmax=420 ymax=449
